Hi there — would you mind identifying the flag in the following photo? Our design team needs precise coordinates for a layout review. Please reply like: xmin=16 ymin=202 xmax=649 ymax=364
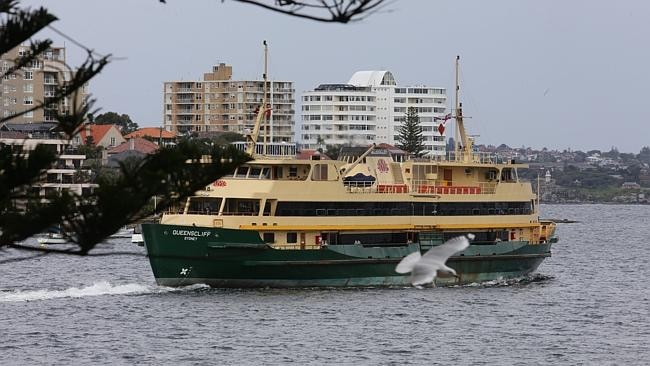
xmin=434 ymin=113 xmax=452 ymax=122
xmin=435 ymin=113 xmax=451 ymax=135
xmin=254 ymin=105 xmax=272 ymax=119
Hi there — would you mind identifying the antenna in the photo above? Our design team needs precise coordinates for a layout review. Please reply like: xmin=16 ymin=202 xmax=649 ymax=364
xmin=245 ymin=41 xmax=269 ymax=156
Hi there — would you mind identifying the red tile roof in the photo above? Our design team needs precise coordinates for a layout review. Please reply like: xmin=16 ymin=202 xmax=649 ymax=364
xmin=124 ymin=128 xmax=176 ymax=140
xmin=297 ymin=149 xmax=331 ymax=160
xmin=78 ymin=124 xmax=118 ymax=144
xmin=107 ymin=137 xmax=159 ymax=155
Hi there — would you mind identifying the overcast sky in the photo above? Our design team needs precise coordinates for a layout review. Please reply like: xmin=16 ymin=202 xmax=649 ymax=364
xmin=22 ymin=0 xmax=650 ymax=153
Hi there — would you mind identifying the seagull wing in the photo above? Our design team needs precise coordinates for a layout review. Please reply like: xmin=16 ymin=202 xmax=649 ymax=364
xmin=421 ymin=236 xmax=470 ymax=265
xmin=410 ymin=262 xmax=442 ymax=286
xmin=395 ymin=250 xmax=422 ymax=274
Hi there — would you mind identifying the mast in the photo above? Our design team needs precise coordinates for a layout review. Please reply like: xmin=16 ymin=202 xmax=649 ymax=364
xmin=245 ymin=40 xmax=269 ymax=156
xmin=536 ymin=173 xmax=541 ymax=214
xmin=454 ymin=55 xmax=471 ymax=162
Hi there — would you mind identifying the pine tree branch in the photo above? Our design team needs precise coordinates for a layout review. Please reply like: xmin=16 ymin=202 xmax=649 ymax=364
xmin=229 ymin=0 xmax=388 ymax=23
xmin=0 ymin=1 xmax=57 ymax=54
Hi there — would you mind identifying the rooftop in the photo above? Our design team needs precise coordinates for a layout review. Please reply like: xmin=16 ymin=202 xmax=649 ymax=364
xmin=348 ymin=71 xmax=396 ymax=87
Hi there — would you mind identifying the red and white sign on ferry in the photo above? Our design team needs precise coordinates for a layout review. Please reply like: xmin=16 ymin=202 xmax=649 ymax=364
xmin=212 ymin=180 xmax=227 ymax=187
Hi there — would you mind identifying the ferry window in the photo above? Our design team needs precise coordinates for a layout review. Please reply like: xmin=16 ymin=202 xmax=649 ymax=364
xmin=223 ymin=198 xmax=260 ymax=215
xmin=249 ymin=167 xmax=262 ymax=178
xmin=501 ymin=168 xmax=516 ymax=182
xmin=273 ymin=167 xmax=283 ymax=179
xmin=261 ymin=167 xmax=270 ymax=179
xmin=236 ymin=166 xmax=249 ymax=178
xmin=187 ymin=197 xmax=222 ymax=215
xmin=289 ymin=166 xmax=298 ymax=177
xmin=287 ymin=232 xmax=297 ymax=244
xmin=263 ymin=233 xmax=275 ymax=243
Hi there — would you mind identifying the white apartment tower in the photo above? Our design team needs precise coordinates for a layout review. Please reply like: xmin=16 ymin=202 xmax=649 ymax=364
xmin=301 ymin=71 xmax=447 ymax=155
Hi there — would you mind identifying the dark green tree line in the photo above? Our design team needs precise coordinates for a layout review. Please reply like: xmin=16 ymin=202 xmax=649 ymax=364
xmin=93 ymin=112 xmax=139 ymax=134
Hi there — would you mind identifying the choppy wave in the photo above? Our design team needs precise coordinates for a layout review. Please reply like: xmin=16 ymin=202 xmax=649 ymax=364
xmin=461 ymin=273 xmax=555 ymax=288
xmin=0 ymin=281 xmax=210 ymax=303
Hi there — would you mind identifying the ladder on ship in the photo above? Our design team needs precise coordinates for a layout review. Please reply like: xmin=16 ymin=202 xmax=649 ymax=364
xmin=419 ymin=231 xmax=444 ymax=250
xmin=391 ymin=163 xmax=405 ymax=184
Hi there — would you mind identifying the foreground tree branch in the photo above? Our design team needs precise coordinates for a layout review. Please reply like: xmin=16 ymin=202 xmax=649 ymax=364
xmin=159 ymin=0 xmax=388 ymax=23
xmin=0 ymin=1 xmax=250 ymax=257
xmin=2 ymin=0 xmax=381 ymax=258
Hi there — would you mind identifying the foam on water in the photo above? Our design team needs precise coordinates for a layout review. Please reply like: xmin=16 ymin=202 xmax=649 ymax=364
xmin=0 ymin=281 xmax=210 ymax=302
xmin=461 ymin=273 xmax=554 ymax=288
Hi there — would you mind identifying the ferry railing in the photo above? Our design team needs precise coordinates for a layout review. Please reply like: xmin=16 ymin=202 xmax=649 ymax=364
xmin=218 ymin=211 xmax=257 ymax=216
xmin=410 ymin=180 xmax=496 ymax=195
xmin=344 ymin=181 xmax=377 ymax=194
xmin=430 ymin=151 xmax=502 ymax=164
xmin=343 ymin=180 xmax=498 ymax=195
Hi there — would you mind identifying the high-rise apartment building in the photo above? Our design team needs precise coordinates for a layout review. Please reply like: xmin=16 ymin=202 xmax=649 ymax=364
xmin=164 ymin=63 xmax=295 ymax=142
xmin=301 ymin=70 xmax=447 ymax=155
xmin=1 ymin=43 xmax=86 ymax=124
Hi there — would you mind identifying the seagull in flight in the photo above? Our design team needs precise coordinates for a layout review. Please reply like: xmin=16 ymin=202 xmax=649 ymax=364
xmin=396 ymin=234 xmax=473 ymax=287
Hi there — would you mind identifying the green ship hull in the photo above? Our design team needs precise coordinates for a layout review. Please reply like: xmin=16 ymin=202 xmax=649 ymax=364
xmin=142 ymin=224 xmax=554 ymax=288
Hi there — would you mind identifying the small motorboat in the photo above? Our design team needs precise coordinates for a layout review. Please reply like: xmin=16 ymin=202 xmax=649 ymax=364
xmin=131 ymin=224 xmax=144 ymax=246
xmin=36 ymin=232 xmax=68 ymax=245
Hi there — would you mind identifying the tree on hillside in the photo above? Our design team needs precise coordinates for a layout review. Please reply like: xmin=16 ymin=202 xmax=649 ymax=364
xmin=94 ymin=112 xmax=139 ymax=134
xmin=638 ymin=146 xmax=650 ymax=165
xmin=396 ymin=107 xmax=425 ymax=157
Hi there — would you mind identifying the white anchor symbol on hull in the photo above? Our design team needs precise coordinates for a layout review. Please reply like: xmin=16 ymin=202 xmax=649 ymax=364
xmin=180 ymin=268 xmax=189 ymax=275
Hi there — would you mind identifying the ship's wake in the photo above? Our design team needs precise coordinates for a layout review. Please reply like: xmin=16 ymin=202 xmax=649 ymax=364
xmin=462 ymin=273 xmax=555 ymax=288
xmin=0 ymin=281 xmax=209 ymax=303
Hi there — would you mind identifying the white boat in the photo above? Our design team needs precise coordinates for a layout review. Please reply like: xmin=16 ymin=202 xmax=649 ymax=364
xmin=131 ymin=233 xmax=144 ymax=246
xmin=36 ymin=232 xmax=68 ymax=245
xmin=131 ymin=224 xmax=144 ymax=246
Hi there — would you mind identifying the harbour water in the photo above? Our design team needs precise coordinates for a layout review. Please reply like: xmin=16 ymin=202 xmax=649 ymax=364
xmin=1 ymin=204 xmax=649 ymax=365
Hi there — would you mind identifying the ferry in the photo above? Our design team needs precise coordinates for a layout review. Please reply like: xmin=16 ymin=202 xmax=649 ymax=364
xmin=142 ymin=51 xmax=557 ymax=287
